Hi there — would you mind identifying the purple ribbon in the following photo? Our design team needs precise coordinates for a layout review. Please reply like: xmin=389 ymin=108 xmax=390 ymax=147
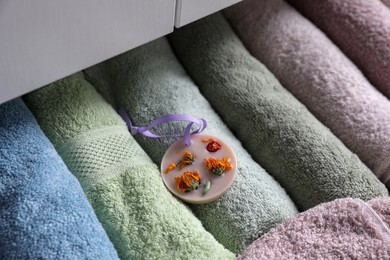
xmin=118 ymin=107 xmax=207 ymax=146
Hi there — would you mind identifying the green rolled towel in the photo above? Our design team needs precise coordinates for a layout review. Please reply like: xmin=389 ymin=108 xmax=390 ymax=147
xmin=168 ymin=13 xmax=388 ymax=210
xmin=24 ymin=73 xmax=234 ymax=260
xmin=84 ymin=37 xmax=298 ymax=253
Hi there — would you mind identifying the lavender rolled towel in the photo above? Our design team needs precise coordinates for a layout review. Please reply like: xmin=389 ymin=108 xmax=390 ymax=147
xmin=238 ymin=198 xmax=390 ymax=259
xmin=169 ymin=13 xmax=388 ymax=210
xmin=288 ymin=0 xmax=390 ymax=99
xmin=24 ymin=73 xmax=234 ymax=259
xmin=368 ymin=197 xmax=390 ymax=229
xmin=84 ymin=37 xmax=298 ymax=253
xmin=0 ymin=99 xmax=118 ymax=259
xmin=224 ymin=0 xmax=390 ymax=187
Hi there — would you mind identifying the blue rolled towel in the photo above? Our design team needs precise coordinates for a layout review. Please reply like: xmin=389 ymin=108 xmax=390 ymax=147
xmin=0 ymin=99 xmax=119 ymax=260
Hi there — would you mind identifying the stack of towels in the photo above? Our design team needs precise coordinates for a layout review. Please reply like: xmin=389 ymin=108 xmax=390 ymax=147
xmin=0 ymin=99 xmax=118 ymax=259
xmin=24 ymin=73 xmax=234 ymax=259
xmin=0 ymin=0 xmax=389 ymax=258
xmin=224 ymin=0 xmax=390 ymax=187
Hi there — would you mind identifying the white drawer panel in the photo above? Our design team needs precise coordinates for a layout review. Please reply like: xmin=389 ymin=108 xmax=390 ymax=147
xmin=0 ymin=0 xmax=175 ymax=104
xmin=175 ymin=0 xmax=242 ymax=27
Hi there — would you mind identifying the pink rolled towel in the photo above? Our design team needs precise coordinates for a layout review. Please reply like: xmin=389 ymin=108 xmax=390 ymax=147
xmin=368 ymin=197 xmax=390 ymax=229
xmin=238 ymin=198 xmax=390 ymax=259
xmin=288 ymin=0 xmax=390 ymax=98
xmin=224 ymin=0 xmax=390 ymax=187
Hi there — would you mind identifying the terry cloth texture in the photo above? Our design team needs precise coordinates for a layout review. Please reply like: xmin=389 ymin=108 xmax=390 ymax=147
xmin=168 ymin=13 xmax=388 ymax=211
xmin=0 ymin=99 xmax=118 ymax=260
xmin=224 ymin=0 xmax=390 ymax=187
xmin=238 ymin=198 xmax=390 ymax=259
xmin=84 ymin=37 xmax=298 ymax=254
xmin=24 ymin=74 xmax=234 ymax=260
xmin=368 ymin=197 xmax=390 ymax=229
xmin=288 ymin=0 xmax=390 ymax=99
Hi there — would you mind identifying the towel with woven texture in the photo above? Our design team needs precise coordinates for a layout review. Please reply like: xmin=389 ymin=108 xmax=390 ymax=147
xmin=84 ymin=37 xmax=298 ymax=253
xmin=24 ymin=73 xmax=234 ymax=260
xmin=0 ymin=98 xmax=119 ymax=260
xmin=238 ymin=198 xmax=390 ymax=259
xmin=224 ymin=0 xmax=390 ymax=187
xmin=288 ymin=0 xmax=390 ymax=98
xmin=168 ymin=13 xmax=388 ymax=210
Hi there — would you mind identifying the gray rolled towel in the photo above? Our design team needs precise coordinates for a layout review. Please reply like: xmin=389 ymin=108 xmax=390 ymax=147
xmin=168 ymin=13 xmax=388 ymax=210
xmin=84 ymin=37 xmax=298 ymax=254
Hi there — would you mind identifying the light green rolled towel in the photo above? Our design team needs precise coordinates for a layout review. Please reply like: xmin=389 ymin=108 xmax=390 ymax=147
xmin=84 ymin=37 xmax=298 ymax=253
xmin=24 ymin=73 xmax=234 ymax=260
xmin=168 ymin=13 xmax=388 ymax=210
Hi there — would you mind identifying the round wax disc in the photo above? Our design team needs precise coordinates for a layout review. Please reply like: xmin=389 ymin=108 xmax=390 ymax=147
xmin=161 ymin=134 xmax=237 ymax=204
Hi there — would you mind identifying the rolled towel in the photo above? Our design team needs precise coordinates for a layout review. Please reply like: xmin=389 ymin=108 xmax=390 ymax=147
xmin=24 ymin=74 xmax=234 ymax=259
xmin=168 ymin=13 xmax=388 ymax=210
xmin=224 ymin=0 xmax=390 ymax=187
xmin=238 ymin=198 xmax=390 ymax=259
xmin=0 ymin=99 xmax=118 ymax=260
xmin=368 ymin=197 xmax=390 ymax=229
xmin=84 ymin=37 xmax=298 ymax=253
xmin=288 ymin=0 xmax=390 ymax=99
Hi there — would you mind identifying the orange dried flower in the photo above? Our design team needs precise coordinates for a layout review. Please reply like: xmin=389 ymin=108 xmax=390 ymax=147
xmin=205 ymin=157 xmax=232 ymax=176
xmin=164 ymin=163 xmax=176 ymax=174
xmin=175 ymin=171 xmax=201 ymax=192
xmin=165 ymin=152 xmax=195 ymax=175
xmin=179 ymin=151 xmax=196 ymax=169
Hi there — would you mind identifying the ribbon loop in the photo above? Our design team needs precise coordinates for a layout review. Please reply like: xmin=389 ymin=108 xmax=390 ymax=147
xmin=118 ymin=107 xmax=207 ymax=146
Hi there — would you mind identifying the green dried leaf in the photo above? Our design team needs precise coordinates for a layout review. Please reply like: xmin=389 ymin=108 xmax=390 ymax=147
xmin=202 ymin=180 xmax=211 ymax=196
